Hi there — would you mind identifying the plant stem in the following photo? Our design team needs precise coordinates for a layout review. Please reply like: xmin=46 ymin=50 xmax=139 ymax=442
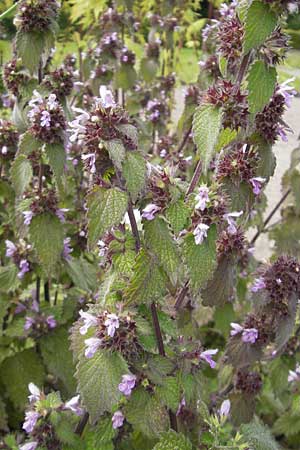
xmin=75 ymin=411 xmax=89 ymax=435
xmin=174 ymin=281 xmax=189 ymax=310
xmin=185 ymin=159 xmax=202 ymax=197
xmin=250 ymin=188 xmax=291 ymax=245
xmin=150 ymin=301 xmax=165 ymax=356
xmin=236 ymin=52 xmax=251 ymax=86
xmin=36 ymin=277 xmax=41 ymax=303
xmin=44 ymin=281 xmax=50 ymax=302
xmin=127 ymin=201 xmax=141 ymax=252
xmin=0 ymin=1 xmax=19 ymax=21
xmin=176 ymin=124 xmax=192 ymax=155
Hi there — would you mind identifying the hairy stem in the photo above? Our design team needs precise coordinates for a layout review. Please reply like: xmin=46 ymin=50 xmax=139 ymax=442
xmin=174 ymin=281 xmax=189 ymax=311
xmin=44 ymin=281 xmax=50 ymax=302
xmin=176 ymin=124 xmax=192 ymax=155
xmin=236 ymin=52 xmax=251 ymax=86
xmin=185 ymin=159 xmax=202 ymax=197
xmin=250 ymin=188 xmax=291 ymax=245
xmin=36 ymin=277 xmax=41 ymax=304
xmin=75 ymin=412 xmax=89 ymax=435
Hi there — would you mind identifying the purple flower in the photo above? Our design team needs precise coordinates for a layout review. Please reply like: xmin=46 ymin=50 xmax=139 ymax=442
xmin=20 ymin=442 xmax=38 ymax=450
xmin=64 ymin=395 xmax=84 ymax=416
xmin=99 ymin=85 xmax=115 ymax=108
xmin=220 ymin=399 xmax=231 ymax=417
xmin=223 ymin=211 xmax=243 ymax=235
xmin=40 ymin=110 xmax=51 ymax=128
xmin=112 ymin=410 xmax=124 ymax=429
xmin=47 ymin=94 xmax=58 ymax=110
xmin=46 ymin=315 xmax=57 ymax=329
xmin=288 ymin=364 xmax=300 ymax=383
xmin=141 ymin=204 xmax=160 ymax=221
xmin=195 ymin=186 xmax=210 ymax=211
xmin=55 ymin=208 xmax=69 ymax=223
xmin=193 ymin=223 xmax=209 ymax=245
xmin=199 ymin=349 xmax=218 ymax=368
xmin=28 ymin=383 xmax=41 ymax=403
xmin=251 ymin=277 xmax=266 ymax=293
xmin=278 ymin=125 xmax=289 ymax=142
xmin=242 ymin=328 xmax=258 ymax=344
xmin=230 ymin=322 xmax=244 ymax=336
xmin=23 ymin=211 xmax=34 ymax=226
xmin=18 ymin=259 xmax=30 ymax=279
xmin=82 ymin=153 xmax=96 ymax=173
xmin=249 ymin=177 xmax=266 ymax=196
xmin=278 ymin=78 xmax=296 ymax=108
xmin=84 ymin=337 xmax=102 ymax=358
xmin=104 ymin=313 xmax=119 ymax=337
xmin=24 ymin=317 xmax=35 ymax=331
xmin=118 ymin=374 xmax=136 ymax=396
xmin=176 ymin=397 xmax=186 ymax=416
xmin=5 ymin=240 xmax=17 ymax=258
xmin=62 ymin=237 xmax=73 ymax=260
xmin=79 ymin=310 xmax=98 ymax=335
xmin=22 ymin=411 xmax=40 ymax=433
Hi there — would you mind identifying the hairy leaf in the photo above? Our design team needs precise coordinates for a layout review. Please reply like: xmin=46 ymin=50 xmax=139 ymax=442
xmin=87 ymin=186 xmax=128 ymax=248
xmin=122 ymin=152 xmax=147 ymax=200
xmin=156 ymin=376 xmax=181 ymax=413
xmin=152 ymin=430 xmax=193 ymax=450
xmin=166 ymin=200 xmax=190 ymax=234
xmin=247 ymin=61 xmax=277 ymax=114
xmin=10 ymin=155 xmax=33 ymax=196
xmin=76 ymin=350 xmax=128 ymax=423
xmin=45 ymin=143 xmax=66 ymax=190
xmin=66 ymin=257 xmax=97 ymax=292
xmin=29 ymin=213 xmax=64 ymax=275
xmin=106 ymin=139 xmax=126 ymax=170
xmin=18 ymin=131 xmax=42 ymax=156
xmin=243 ymin=1 xmax=277 ymax=54
xmin=192 ymin=104 xmax=222 ymax=173
xmin=241 ymin=420 xmax=280 ymax=450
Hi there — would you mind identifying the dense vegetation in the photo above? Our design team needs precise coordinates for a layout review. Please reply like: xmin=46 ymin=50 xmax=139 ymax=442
xmin=1 ymin=0 xmax=300 ymax=449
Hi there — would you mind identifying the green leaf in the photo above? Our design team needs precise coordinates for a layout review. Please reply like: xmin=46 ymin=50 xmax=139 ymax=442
xmin=18 ymin=131 xmax=42 ymax=156
xmin=40 ymin=327 xmax=76 ymax=396
xmin=0 ymin=396 xmax=8 ymax=432
xmin=156 ymin=376 xmax=181 ymax=413
xmin=145 ymin=355 xmax=175 ymax=385
xmin=0 ymin=349 xmax=45 ymax=410
xmin=105 ymin=139 xmax=126 ymax=170
xmin=16 ymin=30 xmax=50 ymax=74
xmin=84 ymin=418 xmax=116 ymax=450
xmin=76 ymin=350 xmax=128 ymax=423
xmin=116 ymin=124 xmax=138 ymax=147
xmin=230 ymin=392 xmax=255 ymax=426
xmin=115 ymin=65 xmax=137 ymax=89
xmin=215 ymin=127 xmax=237 ymax=152
xmin=87 ymin=187 xmax=128 ymax=248
xmin=144 ymin=216 xmax=180 ymax=281
xmin=153 ymin=430 xmax=193 ymax=450
xmin=66 ymin=257 xmax=97 ymax=292
xmin=125 ymin=249 xmax=168 ymax=305
xmin=29 ymin=213 xmax=64 ymax=275
xmin=247 ymin=61 xmax=277 ymax=114
xmin=122 ymin=152 xmax=146 ymax=201
xmin=183 ymin=225 xmax=217 ymax=292
xmin=243 ymin=1 xmax=277 ymax=54
xmin=241 ymin=420 xmax=281 ymax=450
xmin=10 ymin=155 xmax=33 ymax=196
xmin=0 ymin=265 xmax=19 ymax=292
xmin=165 ymin=200 xmax=190 ymax=234
xmin=192 ymin=104 xmax=222 ymax=173
xmin=140 ymin=58 xmax=159 ymax=82
xmin=125 ymin=387 xmax=169 ymax=439
xmin=274 ymin=412 xmax=300 ymax=438
xmin=45 ymin=143 xmax=66 ymax=189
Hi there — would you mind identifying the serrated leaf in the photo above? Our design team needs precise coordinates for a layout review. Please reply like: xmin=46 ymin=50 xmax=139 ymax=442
xmin=247 ymin=61 xmax=277 ymax=114
xmin=29 ymin=213 xmax=64 ymax=275
xmin=153 ymin=430 xmax=193 ymax=450
xmin=18 ymin=131 xmax=42 ymax=156
xmin=225 ymin=335 xmax=263 ymax=369
xmin=45 ymin=143 xmax=66 ymax=190
xmin=215 ymin=127 xmax=237 ymax=152
xmin=106 ymin=139 xmax=126 ymax=170
xmin=144 ymin=216 xmax=180 ymax=282
xmin=140 ymin=58 xmax=159 ymax=82
xmin=84 ymin=418 xmax=116 ymax=450
xmin=40 ymin=327 xmax=76 ymax=396
xmin=183 ymin=225 xmax=217 ymax=292
xmin=145 ymin=355 xmax=175 ymax=385
xmin=16 ymin=30 xmax=49 ymax=74
xmin=0 ymin=265 xmax=19 ymax=292
xmin=116 ymin=124 xmax=138 ymax=147
xmin=192 ymin=104 xmax=222 ymax=173
xmin=230 ymin=392 xmax=255 ymax=426
xmin=241 ymin=420 xmax=281 ymax=450
xmin=274 ymin=412 xmax=300 ymax=438
xmin=76 ymin=350 xmax=128 ymax=423
xmin=114 ymin=65 xmax=137 ymax=89
xmin=243 ymin=1 xmax=277 ymax=54
xmin=113 ymin=250 xmax=136 ymax=276
xmin=0 ymin=349 xmax=45 ymax=410
xmin=122 ymin=152 xmax=146 ymax=201
xmin=125 ymin=249 xmax=168 ymax=305
xmin=165 ymin=200 xmax=190 ymax=234
xmin=87 ymin=186 xmax=128 ymax=248
xmin=156 ymin=376 xmax=181 ymax=413
xmin=125 ymin=387 xmax=169 ymax=438
xmin=10 ymin=155 xmax=33 ymax=196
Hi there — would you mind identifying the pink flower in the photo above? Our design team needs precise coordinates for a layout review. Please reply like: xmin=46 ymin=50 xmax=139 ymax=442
xmin=84 ymin=337 xmax=102 ymax=358
xmin=64 ymin=395 xmax=84 ymax=416
xmin=249 ymin=177 xmax=266 ymax=196
xmin=193 ymin=223 xmax=209 ymax=245
xmin=112 ymin=410 xmax=124 ymax=429
xmin=5 ymin=240 xmax=17 ymax=257
xmin=195 ymin=186 xmax=210 ymax=211
xmin=220 ymin=399 xmax=231 ymax=417
xmin=141 ymin=204 xmax=160 ymax=221
xmin=22 ymin=411 xmax=40 ymax=433
xmin=79 ymin=310 xmax=98 ymax=335
xmin=199 ymin=349 xmax=218 ymax=368
xmin=118 ymin=374 xmax=136 ymax=396
xmin=104 ymin=313 xmax=120 ymax=337
xmin=20 ymin=442 xmax=38 ymax=450
xmin=251 ymin=277 xmax=266 ymax=293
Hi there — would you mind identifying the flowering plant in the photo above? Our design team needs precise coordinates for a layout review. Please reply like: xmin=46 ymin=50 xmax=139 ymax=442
xmin=1 ymin=0 xmax=300 ymax=449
